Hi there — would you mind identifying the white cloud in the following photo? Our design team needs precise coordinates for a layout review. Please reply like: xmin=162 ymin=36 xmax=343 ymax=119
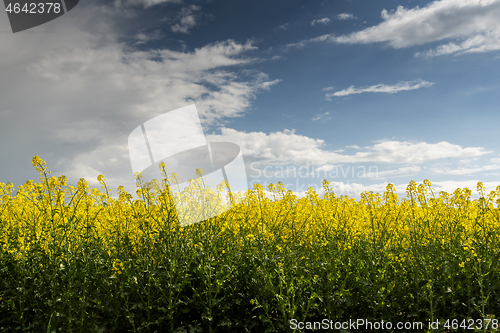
xmin=430 ymin=164 xmax=500 ymax=175
xmin=361 ymin=141 xmax=490 ymax=164
xmin=362 ymin=180 xmax=499 ymax=197
xmin=0 ymin=3 xmax=281 ymax=197
xmin=337 ymin=13 xmax=356 ymax=20
xmin=361 ymin=180 xmax=499 ymax=198
xmin=431 ymin=180 xmax=500 ymax=194
xmin=360 ymin=166 xmax=422 ymax=179
xmin=207 ymin=128 xmax=490 ymax=166
xmin=311 ymin=18 xmax=331 ymax=27
xmin=301 ymin=179 xmax=500 ymax=198
xmin=315 ymin=164 xmax=337 ymax=173
xmin=255 ymin=174 xmax=500 ymax=200
xmin=459 ymin=157 xmax=479 ymax=164
xmin=346 ymin=145 xmax=361 ymax=149
xmin=133 ymin=30 xmax=163 ymax=44
xmin=323 ymin=179 xmax=500 ymax=198
xmin=290 ymin=0 xmax=500 ymax=57
xmin=28 ymin=38 xmax=279 ymax=126
xmin=326 ymin=79 xmax=434 ymax=99
xmin=171 ymin=5 xmax=202 ymax=34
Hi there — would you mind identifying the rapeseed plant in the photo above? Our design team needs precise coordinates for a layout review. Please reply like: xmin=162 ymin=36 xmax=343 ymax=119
xmin=1 ymin=157 xmax=500 ymax=332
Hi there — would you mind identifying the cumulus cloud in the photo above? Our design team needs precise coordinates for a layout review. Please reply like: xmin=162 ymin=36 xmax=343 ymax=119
xmin=459 ymin=157 xmax=479 ymax=164
xmin=430 ymin=180 xmax=500 ymax=194
xmin=337 ymin=13 xmax=356 ymax=20
xmin=359 ymin=166 xmax=422 ymax=179
xmin=322 ymin=179 xmax=500 ymax=198
xmin=0 ymin=2 xmax=280 ymax=195
xmin=28 ymin=38 xmax=277 ymax=126
xmin=325 ymin=79 xmax=434 ymax=99
xmin=314 ymin=164 xmax=337 ymax=173
xmin=303 ymin=179 xmax=499 ymax=198
xmin=207 ymin=128 xmax=490 ymax=166
xmin=357 ymin=141 xmax=490 ymax=164
xmin=255 ymin=178 xmax=499 ymax=199
xmin=429 ymin=164 xmax=500 ymax=175
xmin=361 ymin=180 xmax=499 ymax=197
xmin=311 ymin=18 xmax=331 ymax=27
xmin=290 ymin=0 xmax=500 ymax=57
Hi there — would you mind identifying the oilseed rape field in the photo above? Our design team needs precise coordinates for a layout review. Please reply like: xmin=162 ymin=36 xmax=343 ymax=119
xmin=1 ymin=157 xmax=500 ymax=332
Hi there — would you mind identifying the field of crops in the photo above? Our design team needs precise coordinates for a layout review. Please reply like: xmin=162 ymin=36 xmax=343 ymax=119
xmin=1 ymin=156 xmax=500 ymax=332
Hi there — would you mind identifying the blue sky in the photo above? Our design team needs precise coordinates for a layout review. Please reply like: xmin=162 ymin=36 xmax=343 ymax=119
xmin=1 ymin=0 xmax=500 ymax=199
